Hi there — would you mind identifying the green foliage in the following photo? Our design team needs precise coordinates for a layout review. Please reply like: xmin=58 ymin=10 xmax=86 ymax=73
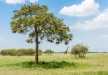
xmin=44 ymin=49 xmax=54 ymax=54
xmin=7 ymin=61 xmax=75 ymax=69
xmin=16 ymin=49 xmax=35 ymax=56
xmin=71 ymin=44 xmax=88 ymax=58
xmin=0 ymin=49 xmax=42 ymax=56
xmin=11 ymin=4 xmax=72 ymax=45
xmin=0 ymin=49 xmax=17 ymax=56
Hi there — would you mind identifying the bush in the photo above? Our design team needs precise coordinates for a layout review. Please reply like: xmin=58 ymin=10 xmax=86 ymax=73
xmin=0 ymin=49 xmax=42 ymax=56
xmin=38 ymin=49 xmax=43 ymax=55
xmin=0 ymin=49 xmax=17 ymax=56
xmin=44 ymin=49 xmax=54 ymax=54
xmin=16 ymin=49 xmax=35 ymax=56
xmin=71 ymin=44 xmax=88 ymax=58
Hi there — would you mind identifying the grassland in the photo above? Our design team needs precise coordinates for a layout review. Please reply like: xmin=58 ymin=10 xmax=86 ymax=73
xmin=0 ymin=53 xmax=108 ymax=75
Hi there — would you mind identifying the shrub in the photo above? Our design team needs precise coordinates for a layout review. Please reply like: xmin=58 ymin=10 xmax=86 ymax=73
xmin=0 ymin=49 xmax=17 ymax=56
xmin=44 ymin=49 xmax=54 ymax=54
xmin=71 ymin=44 xmax=88 ymax=58
xmin=38 ymin=49 xmax=43 ymax=55
xmin=0 ymin=49 xmax=42 ymax=56
xmin=16 ymin=49 xmax=35 ymax=56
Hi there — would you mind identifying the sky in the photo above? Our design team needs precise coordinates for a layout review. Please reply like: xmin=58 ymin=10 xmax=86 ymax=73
xmin=0 ymin=0 xmax=108 ymax=52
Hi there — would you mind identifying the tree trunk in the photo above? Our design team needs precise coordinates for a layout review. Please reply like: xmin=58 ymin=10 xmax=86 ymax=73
xmin=34 ymin=26 xmax=39 ymax=64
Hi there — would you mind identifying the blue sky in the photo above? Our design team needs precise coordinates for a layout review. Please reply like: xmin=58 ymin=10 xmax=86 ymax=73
xmin=0 ymin=0 xmax=108 ymax=52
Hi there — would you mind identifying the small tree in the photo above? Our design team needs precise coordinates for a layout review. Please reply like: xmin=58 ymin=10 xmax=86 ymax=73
xmin=71 ymin=44 xmax=88 ymax=58
xmin=11 ymin=4 xmax=72 ymax=64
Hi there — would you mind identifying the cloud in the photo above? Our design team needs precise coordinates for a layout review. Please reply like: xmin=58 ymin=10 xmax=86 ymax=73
xmin=60 ymin=0 xmax=99 ymax=16
xmin=5 ymin=0 xmax=38 ymax=4
xmin=6 ymin=0 xmax=25 ymax=4
xmin=30 ymin=0 xmax=38 ymax=3
xmin=72 ymin=9 xmax=108 ymax=31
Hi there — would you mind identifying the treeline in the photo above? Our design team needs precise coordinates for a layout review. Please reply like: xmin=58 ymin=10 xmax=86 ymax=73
xmin=0 ymin=49 xmax=55 ymax=56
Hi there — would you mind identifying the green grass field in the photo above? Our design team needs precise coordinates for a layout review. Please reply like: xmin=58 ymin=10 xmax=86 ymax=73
xmin=0 ymin=53 xmax=108 ymax=75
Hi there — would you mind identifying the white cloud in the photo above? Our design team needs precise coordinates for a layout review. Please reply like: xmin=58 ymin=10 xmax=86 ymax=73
xmin=6 ymin=0 xmax=25 ymax=4
xmin=72 ymin=9 xmax=108 ymax=31
xmin=30 ymin=0 xmax=38 ymax=3
xmin=60 ymin=0 xmax=99 ymax=16
xmin=5 ymin=0 xmax=38 ymax=4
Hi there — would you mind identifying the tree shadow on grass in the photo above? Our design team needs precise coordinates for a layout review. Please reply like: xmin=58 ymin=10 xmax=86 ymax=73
xmin=10 ymin=61 xmax=78 ymax=69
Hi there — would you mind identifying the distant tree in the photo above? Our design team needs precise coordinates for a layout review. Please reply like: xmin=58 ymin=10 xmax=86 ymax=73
xmin=16 ymin=49 xmax=42 ymax=56
xmin=44 ymin=49 xmax=54 ymax=54
xmin=71 ymin=44 xmax=88 ymax=58
xmin=0 ymin=49 xmax=17 ymax=56
xmin=11 ymin=4 xmax=72 ymax=64
xmin=0 ymin=48 xmax=42 ymax=56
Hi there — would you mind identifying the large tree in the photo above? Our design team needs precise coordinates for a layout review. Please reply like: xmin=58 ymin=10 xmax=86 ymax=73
xmin=11 ymin=4 xmax=72 ymax=64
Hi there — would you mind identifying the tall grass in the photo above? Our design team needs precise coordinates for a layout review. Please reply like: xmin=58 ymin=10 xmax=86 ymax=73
xmin=0 ymin=53 xmax=107 ymax=75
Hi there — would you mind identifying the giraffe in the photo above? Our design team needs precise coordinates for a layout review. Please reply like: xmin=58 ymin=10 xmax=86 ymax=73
xmin=64 ymin=47 xmax=69 ymax=54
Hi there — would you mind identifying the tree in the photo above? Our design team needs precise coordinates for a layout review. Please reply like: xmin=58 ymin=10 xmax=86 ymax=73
xmin=11 ymin=4 xmax=72 ymax=64
xmin=71 ymin=44 xmax=88 ymax=58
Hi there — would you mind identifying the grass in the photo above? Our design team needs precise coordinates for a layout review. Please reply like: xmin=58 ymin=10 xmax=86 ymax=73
xmin=0 ymin=53 xmax=107 ymax=75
